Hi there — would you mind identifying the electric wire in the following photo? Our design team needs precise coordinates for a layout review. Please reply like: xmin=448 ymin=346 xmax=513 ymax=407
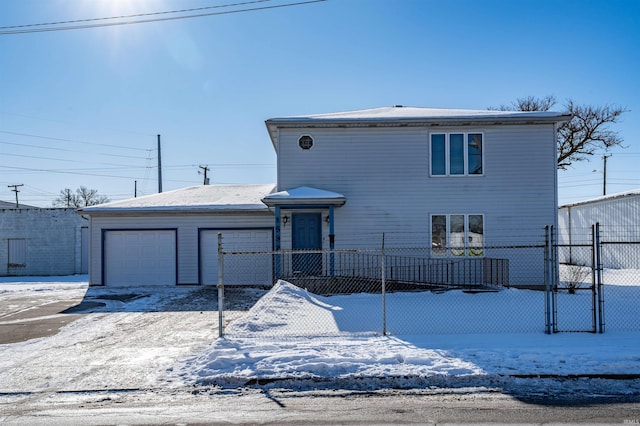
xmin=0 ymin=0 xmax=270 ymax=30
xmin=0 ymin=164 xmax=147 ymax=180
xmin=0 ymin=130 xmax=152 ymax=152
xmin=0 ymin=142 xmax=153 ymax=162
xmin=0 ymin=0 xmax=327 ymax=35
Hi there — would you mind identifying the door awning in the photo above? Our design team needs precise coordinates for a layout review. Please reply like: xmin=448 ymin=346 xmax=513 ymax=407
xmin=261 ymin=186 xmax=346 ymax=207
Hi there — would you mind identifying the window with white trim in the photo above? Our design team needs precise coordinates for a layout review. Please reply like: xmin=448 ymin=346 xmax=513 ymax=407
xmin=430 ymin=133 xmax=483 ymax=176
xmin=431 ymin=214 xmax=484 ymax=257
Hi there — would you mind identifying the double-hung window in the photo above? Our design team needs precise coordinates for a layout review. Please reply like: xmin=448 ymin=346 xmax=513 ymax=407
xmin=431 ymin=214 xmax=484 ymax=257
xmin=430 ymin=133 xmax=483 ymax=176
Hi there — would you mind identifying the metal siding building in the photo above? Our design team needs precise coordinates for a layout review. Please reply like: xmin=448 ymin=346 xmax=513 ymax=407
xmin=558 ymin=190 xmax=640 ymax=268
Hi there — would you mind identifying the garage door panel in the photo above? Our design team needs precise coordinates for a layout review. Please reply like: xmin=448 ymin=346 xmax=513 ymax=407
xmin=201 ymin=230 xmax=272 ymax=286
xmin=105 ymin=230 xmax=176 ymax=286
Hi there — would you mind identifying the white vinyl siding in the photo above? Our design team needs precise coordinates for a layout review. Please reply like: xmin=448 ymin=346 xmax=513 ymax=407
xmin=80 ymin=227 xmax=89 ymax=274
xmin=278 ymin=126 xmax=554 ymax=241
xmin=276 ymin=124 xmax=557 ymax=285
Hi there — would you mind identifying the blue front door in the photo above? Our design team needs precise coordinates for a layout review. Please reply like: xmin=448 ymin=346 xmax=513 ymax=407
xmin=292 ymin=212 xmax=322 ymax=275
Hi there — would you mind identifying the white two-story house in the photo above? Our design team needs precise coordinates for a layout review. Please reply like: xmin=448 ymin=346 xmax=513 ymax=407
xmin=81 ymin=106 xmax=570 ymax=288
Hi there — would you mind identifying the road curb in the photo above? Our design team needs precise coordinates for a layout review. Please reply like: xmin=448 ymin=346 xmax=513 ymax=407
xmin=509 ymin=373 xmax=640 ymax=380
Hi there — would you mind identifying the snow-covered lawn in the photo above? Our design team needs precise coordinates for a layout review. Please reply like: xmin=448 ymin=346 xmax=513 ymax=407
xmin=0 ymin=274 xmax=639 ymax=398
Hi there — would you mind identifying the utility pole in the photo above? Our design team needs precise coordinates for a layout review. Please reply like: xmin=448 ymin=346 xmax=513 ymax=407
xmin=157 ymin=134 xmax=163 ymax=193
xmin=199 ymin=165 xmax=210 ymax=185
xmin=8 ymin=184 xmax=23 ymax=208
xmin=602 ymin=154 xmax=611 ymax=196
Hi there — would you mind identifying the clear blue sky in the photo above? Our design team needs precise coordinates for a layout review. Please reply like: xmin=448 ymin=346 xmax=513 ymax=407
xmin=1 ymin=0 xmax=638 ymax=207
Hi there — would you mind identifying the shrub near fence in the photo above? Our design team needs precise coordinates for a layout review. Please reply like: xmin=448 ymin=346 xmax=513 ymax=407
xmin=217 ymin=229 xmax=640 ymax=337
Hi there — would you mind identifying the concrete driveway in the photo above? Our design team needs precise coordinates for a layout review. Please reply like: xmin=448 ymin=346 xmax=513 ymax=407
xmin=0 ymin=292 xmax=85 ymax=344
xmin=0 ymin=281 xmax=264 ymax=394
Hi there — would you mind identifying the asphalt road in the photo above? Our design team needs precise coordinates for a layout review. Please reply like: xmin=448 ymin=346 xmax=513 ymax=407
xmin=1 ymin=283 xmax=640 ymax=425
xmin=0 ymin=296 xmax=84 ymax=344
xmin=3 ymin=386 xmax=640 ymax=425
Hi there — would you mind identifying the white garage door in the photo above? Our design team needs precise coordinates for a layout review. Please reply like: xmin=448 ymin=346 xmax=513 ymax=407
xmin=201 ymin=229 xmax=272 ymax=285
xmin=104 ymin=230 xmax=176 ymax=286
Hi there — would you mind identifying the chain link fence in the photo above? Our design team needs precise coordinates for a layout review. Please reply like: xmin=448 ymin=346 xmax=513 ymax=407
xmin=214 ymin=227 xmax=640 ymax=338
xmin=556 ymin=224 xmax=640 ymax=333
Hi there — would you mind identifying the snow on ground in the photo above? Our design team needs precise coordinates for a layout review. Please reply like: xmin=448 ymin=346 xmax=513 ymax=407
xmin=0 ymin=278 xmax=259 ymax=394
xmin=174 ymin=278 xmax=640 ymax=393
xmin=1 ymin=274 xmax=639 ymax=398
xmin=0 ymin=274 xmax=87 ymax=295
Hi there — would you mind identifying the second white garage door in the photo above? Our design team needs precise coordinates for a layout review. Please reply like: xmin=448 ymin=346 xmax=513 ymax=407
xmin=200 ymin=229 xmax=272 ymax=285
xmin=104 ymin=230 xmax=177 ymax=286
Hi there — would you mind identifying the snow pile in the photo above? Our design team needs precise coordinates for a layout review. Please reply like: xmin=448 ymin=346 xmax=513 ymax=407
xmin=225 ymin=280 xmax=370 ymax=337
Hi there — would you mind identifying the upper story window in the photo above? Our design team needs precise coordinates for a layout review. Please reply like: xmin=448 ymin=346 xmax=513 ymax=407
xmin=430 ymin=133 xmax=483 ymax=176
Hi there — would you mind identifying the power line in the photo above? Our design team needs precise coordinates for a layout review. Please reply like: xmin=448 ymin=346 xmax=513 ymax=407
xmin=0 ymin=130 xmax=152 ymax=152
xmin=0 ymin=151 xmax=148 ymax=166
xmin=0 ymin=164 xmax=146 ymax=180
xmin=0 ymin=111 xmax=156 ymax=137
xmin=0 ymin=139 xmax=77 ymax=153
xmin=0 ymin=141 xmax=152 ymax=161
xmin=0 ymin=0 xmax=327 ymax=35
xmin=0 ymin=0 xmax=270 ymax=30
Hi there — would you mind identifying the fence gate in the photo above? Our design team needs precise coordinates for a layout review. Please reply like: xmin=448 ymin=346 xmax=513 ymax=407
xmin=549 ymin=224 xmax=605 ymax=333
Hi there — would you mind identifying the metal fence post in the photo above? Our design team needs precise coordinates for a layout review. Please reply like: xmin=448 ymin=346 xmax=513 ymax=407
xmin=595 ymin=222 xmax=605 ymax=333
xmin=544 ymin=226 xmax=552 ymax=334
xmin=590 ymin=224 xmax=597 ymax=333
xmin=551 ymin=225 xmax=558 ymax=333
xmin=544 ymin=225 xmax=558 ymax=334
xmin=217 ymin=232 xmax=224 ymax=338
xmin=381 ymin=233 xmax=386 ymax=336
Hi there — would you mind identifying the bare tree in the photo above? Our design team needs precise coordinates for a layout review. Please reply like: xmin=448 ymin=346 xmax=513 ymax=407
xmin=492 ymin=94 xmax=558 ymax=112
xmin=53 ymin=186 xmax=110 ymax=207
xmin=56 ymin=188 xmax=75 ymax=208
xmin=489 ymin=95 xmax=628 ymax=169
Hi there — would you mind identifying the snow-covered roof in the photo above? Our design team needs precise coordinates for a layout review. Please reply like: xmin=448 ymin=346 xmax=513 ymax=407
xmin=265 ymin=105 xmax=572 ymax=149
xmin=0 ymin=200 xmax=38 ymax=209
xmin=559 ymin=188 xmax=640 ymax=209
xmin=294 ymin=106 xmax=566 ymax=120
xmin=80 ymin=184 xmax=276 ymax=214
xmin=262 ymin=186 xmax=346 ymax=207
